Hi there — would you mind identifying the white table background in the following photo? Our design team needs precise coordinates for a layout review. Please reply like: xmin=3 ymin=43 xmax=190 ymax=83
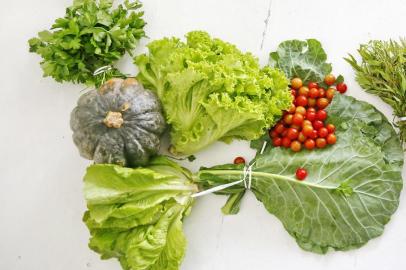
xmin=1 ymin=0 xmax=406 ymax=269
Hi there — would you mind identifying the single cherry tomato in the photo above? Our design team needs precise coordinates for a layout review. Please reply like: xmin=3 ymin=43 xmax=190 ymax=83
xmin=291 ymin=140 xmax=302 ymax=152
xmin=291 ymin=89 xmax=297 ymax=97
xmin=318 ymin=127 xmax=329 ymax=138
xmin=326 ymin=123 xmax=336 ymax=133
xmin=317 ymin=98 xmax=329 ymax=109
xmin=269 ymin=129 xmax=278 ymax=138
xmin=298 ymin=132 xmax=307 ymax=142
xmin=310 ymin=129 xmax=318 ymax=139
xmin=296 ymin=168 xmax=308 ymax=180
xmin=302 ymin=125 xmax=314 ymax=137
xmin=307 ymin=98 xmax=317 ymax=107
xmin=313 ymin=120 xmax=324 ymax=130
xmin=274 ymin=123 xmax=285 ymax=134
xmin=298 ymin=86 xmax=309 ymax=96
xmin=316 ymin=110 xmax=328 ymax=121
xmin=287 ymin=104 xmax=296 ymax=114
xmin=327 ymin=133 xmax=337 ymax=144
xmin=290 ymin=141 xmax=302 ymax=152
xmin=324 ymin=74 xmax=336 ymax=86
xmin=302 ymin=120 xmax=312 ymax=127
xmin=292 ymin=113 xmax=304 ymax=126
xmin=283 ymin=114 xmax=293 ymax=125
xmin=316 ymin=138 xmax=327 ymax=148
xmin=272 ymin=137 xmax=282 ymax=146
xmin=304 ymin=139 xmax=316 ymax=150
xmin=308 ymin=82 xmax=318 ymax=89
xmin=295 ymin=95 xmax=308 ymax=106
xmin=295 ymin=106 xmax=306 ymax=115
xmin=282 ymin=137 xmax=292 ymax=148
xmin=291 ymin=78 xmax=303 ymax=90
xmin=326 ymin=88 xmax=336 ymax=100
xmin=286 ymin=128 xmax=299 ymax=140
xmin=318 ymin=88 xmax=326 ymax=98
xmin=234 ymin=156 xmax=246 ymax=164
xmin=337 ymin=82 xmax=347 ymax=94
xmin=308 ymin=87 xmax=319 ymax=98
xmin=306 ymin=111 xmax=316 ymax=122
xmin=281 ymin=129 xmax=288 ymax=137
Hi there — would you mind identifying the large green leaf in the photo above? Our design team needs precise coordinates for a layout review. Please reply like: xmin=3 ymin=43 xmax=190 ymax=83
xmin=269 ymin=39 xmax=332 ymax=84
xmin=197 ymin=94 xmax=403 ymax=253
xmin=83 ymin=156 xmax=196 ymax=270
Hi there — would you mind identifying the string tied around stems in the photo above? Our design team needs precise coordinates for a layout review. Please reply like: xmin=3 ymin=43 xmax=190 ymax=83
xmin=191 ymin=141 xmax=267 ymax=198
xmin=93 ymin=65 xmax=113 ymax=85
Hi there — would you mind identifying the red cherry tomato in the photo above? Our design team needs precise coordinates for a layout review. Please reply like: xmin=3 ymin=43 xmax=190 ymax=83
xmin=291 ymin=78 xmax=303 ymax=90
xmin=234 ymin=156 xmax=246 ymax=164
xmin=307 ymin=107 xmax=316 ymax=113
xmin=316 ymin=110 xmax=328 ymax=121
xmin=307 ymin=98 xmax=316 ymax=107
xmin=310 ymin=129 xmax=318 ymax=139
xmin=286 ymin=128 xmax=299 ymax=140
xmin=302 ymin=125 xmax=314 ymax=137
xmin=290 ymin=140 xmax=302 ymax=152
xmin=308 ymin=88 xmax=319 ymax=98
xmin=296 ymin=168 xmax=308 ymax=180
xmin=282 ymin=137 xmax=292 ymax=148
xmin=318 ymin=127 xmax=329 ymax=138
xmin=269 ymin=129 xmax=278 ymax=138
xmin=324 ymin=74 xmax=336 ymax=86
xmin=337 ymin=83 xmax=347 ymax=94
xmin=283 ymin=114 xmax=293 ymax=125
xmin=318 ymin=88 xmax=326 ymax=98
xmin=295 ymin=106 xmax=306 ymax=115
xmin=272 ymin=137 xmax=282 ymax=146
xmin=326 ymin=123 xmax=336 ymax=133
xmin=298 ymin=132 xmax=307 ymax=143
xmin=308 ymin=82 xmax=318 ymax=89
xmin=292 ymin=113 xmax=304 ymax=126
xmin=298 ymin=86 xmax=309 ymax=97
xmin=317 ymin=98 xmax=329 ymax=109
xmin=306 ymin=111 xmax=316 ymax=122
xmin=287 ymin=104 xmax=296 ymax=114
xmin=327 ymin=133 xmax=337 ymax=144
xmin=304 ymin=139 xmax=316 ymax=150
xmin=291 ymin=89 xmax=297 ymax=97
xmin=313 ymin=120 xmax=324 ymax=130
xmin=274 ymin=123 xmax=285 ymax=134
xmin=295 ymin=96 xmax=308 ymax=107
xmin=316 ymin=138 xmax=327 ymax=148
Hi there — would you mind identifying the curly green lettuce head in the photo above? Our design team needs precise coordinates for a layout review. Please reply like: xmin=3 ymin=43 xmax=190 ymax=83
xmin=135 ymin=31 xmax=292 ymax=155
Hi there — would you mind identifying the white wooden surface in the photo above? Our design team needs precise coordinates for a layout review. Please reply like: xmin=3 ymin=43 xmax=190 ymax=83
xmin=1 ymin=0 xmax=406 ymax=269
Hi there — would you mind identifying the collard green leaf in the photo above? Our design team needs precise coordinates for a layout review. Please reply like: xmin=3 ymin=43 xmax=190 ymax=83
xmin=269 ymin=39 xmax=332 ymax=84
xmin=84 ymin=156 xmax=196 ymax=270
xmin=197 ymin=94 xmax=403 ymax=253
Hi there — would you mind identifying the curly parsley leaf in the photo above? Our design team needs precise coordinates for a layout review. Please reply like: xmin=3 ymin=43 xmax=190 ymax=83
xmin=28 ymin=0 xmax=145 ymax=87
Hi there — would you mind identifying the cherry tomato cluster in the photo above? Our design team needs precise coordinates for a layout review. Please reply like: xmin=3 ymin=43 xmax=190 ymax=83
xmin=269 ymin=75 xmax=347 ymax=152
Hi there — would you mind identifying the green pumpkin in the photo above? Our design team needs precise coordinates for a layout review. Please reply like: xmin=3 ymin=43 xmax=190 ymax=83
xmin=70 ymin=78 xmax=166 ymax=167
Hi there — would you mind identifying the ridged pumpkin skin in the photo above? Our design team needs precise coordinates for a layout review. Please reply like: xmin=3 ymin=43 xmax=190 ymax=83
xmin=70 ymin=78 xmax=165 ymax=167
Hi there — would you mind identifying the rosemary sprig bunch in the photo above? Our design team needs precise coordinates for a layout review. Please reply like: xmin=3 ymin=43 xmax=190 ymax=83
xmin=345 ymin=39 xmax=406 ymax=147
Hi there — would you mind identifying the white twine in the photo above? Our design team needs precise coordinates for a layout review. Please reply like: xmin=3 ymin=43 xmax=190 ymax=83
xmin=191 ymin=141 xmax=267 ymax=198
xmin=398 ymin=116 xmax=406 ymax=121
xmin=93 ymin=65 xmax=113 ymax=86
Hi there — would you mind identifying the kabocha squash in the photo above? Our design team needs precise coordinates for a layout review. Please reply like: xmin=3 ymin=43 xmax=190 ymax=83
xmin=70 ymin=78 xmax=166 ymax=167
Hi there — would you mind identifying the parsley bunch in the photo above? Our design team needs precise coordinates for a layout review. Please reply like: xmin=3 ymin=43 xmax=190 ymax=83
xmin=28 ymin=0 xmax=145 ymax=87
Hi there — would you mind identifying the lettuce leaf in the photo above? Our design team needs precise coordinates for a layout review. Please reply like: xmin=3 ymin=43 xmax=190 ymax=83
xmin=269 ymin=39 xmax=332 ymax=84
xmin=83 ymin=156 xmax=196 ymax=270
xmin=196 ymin=94 xmax=404 ymax=253
xmin=135 ymin=31 xmax=292 ymax=155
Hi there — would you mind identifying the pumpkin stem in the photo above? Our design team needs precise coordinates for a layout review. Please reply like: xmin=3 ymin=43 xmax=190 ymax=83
xmin=103 ymin=111 xmax=124 ymax=128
